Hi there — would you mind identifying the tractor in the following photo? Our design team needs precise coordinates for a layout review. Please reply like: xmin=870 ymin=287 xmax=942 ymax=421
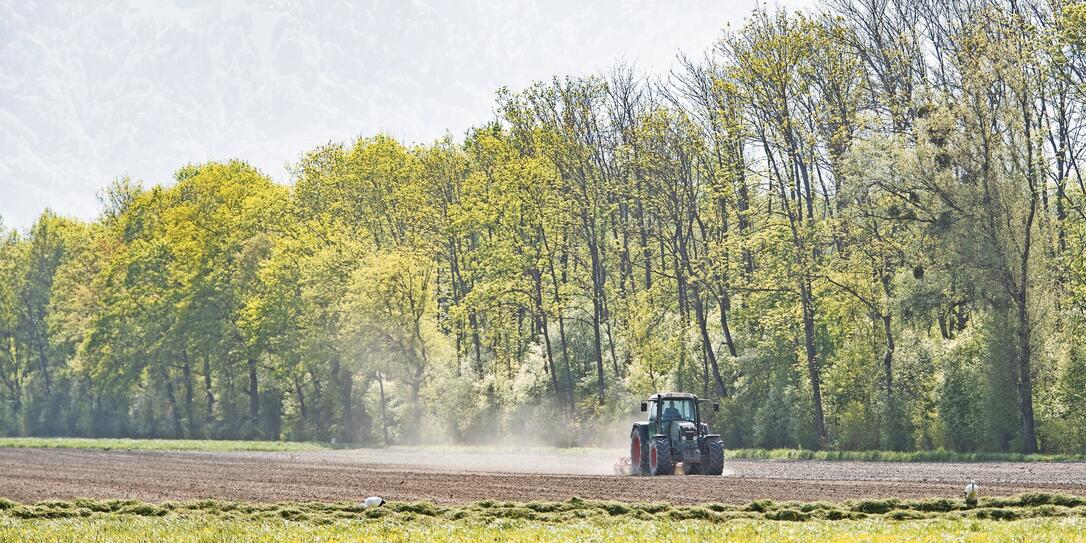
xmin=629 ymin=392 xmax=724 ymax=476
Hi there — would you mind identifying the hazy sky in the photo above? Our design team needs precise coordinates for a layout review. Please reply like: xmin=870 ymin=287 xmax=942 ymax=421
xmin=0 ymin=0 xmax=814 ymax=230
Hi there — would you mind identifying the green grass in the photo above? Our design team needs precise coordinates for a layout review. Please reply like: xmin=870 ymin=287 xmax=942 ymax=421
xmin=4 ymin=516 xmax=1085 ymax=543
xmin=1 ymin=495 xmax=1085 ymax=542
xmin=0 ymin=437 xmax=331 ymax=452
xmin=725 ymin=448 xmax=1086 ymax=463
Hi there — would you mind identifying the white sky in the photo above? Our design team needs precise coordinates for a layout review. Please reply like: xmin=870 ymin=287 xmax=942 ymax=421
xmin=0 ymin=0 xmax=815 ymax=230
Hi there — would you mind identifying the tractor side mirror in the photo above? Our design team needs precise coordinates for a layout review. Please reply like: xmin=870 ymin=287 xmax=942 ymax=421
xmin=640 ymin=401 xmax=648 ymax=412
xmin=713 ymin=402 xmax=720 ymax=412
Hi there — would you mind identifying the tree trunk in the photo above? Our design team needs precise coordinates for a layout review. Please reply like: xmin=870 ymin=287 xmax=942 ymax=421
xmin=588 ymin=238 xmax=607 ymax=406
xmin=35 ymin=341 xmax=51 ymax=397
xmin=636 ymin=181 xmax=652 ymax=289
xmin=1017 ymin=91 xmax=1039 ymax=454
xmin=181 ymin=352 xmax=195 ymax=437
xmin=341 ymin=365 xmax=355 ymax=443
xmin=542 ymin=228 xmax=577 ymax=415
xmin=377 ymin=372 xmax=390 ymax=445
xmin=694 ymin=292 xmax=727 ymax=398
xmin=1016 ymin=187 xmax=1039 ymax=454
xmin=309 ymin=369 xmax=325 ymax=436
xmin=330 ymin=358 xmax=341 ymax=437
xmin=1017 ymin=295 xmax=1036 ymax=453
xmin=469 ymin=312 xmax=484 ymax=377
xmin=800 ymin=277 xmax=827 ymax=446
xmin=203 ymin=355 xmax=215 ymax=429
xmin=735 ymin=154 xmax=754 ymax=280
xmin=718 ymin=294 xmax=738 ymax=358
xmin=293 ymin=376 xmax=308 ymax=421
xmin=879 ymin=273 xmax=895 ymax=416
xmin=556 ymin=314 xmax=576 ymax=415
xmin=533 ymin=270 xmax=561 ymax=403
xmin=675 ymin=253 xmax=690 ymax=394
xmin=247 ymin=357 xmax=260 ymax=438
xmin=409 ymin=368 xmax=423 ymax=444
xmin=163 ymin=366 xmax=183 ymax=438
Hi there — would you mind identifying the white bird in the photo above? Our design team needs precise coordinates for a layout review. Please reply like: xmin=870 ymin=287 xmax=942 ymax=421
xmin=363 ymin=496 xmax=385 ymax=509
xmin=964 ymin=480 xmax=978 ymax=506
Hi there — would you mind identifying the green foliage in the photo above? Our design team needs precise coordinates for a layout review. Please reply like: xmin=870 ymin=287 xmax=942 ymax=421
xmin=1 ymin=0 xmax=1084 ymax=455
xmin=935 ymin=328 xmax=988 ymax=452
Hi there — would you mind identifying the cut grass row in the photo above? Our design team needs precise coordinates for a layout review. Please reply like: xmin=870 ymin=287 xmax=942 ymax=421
xmin=1 ymin=494 xmax=1085 ymax=543
xmin=2 ymin=493 xmax=1085 ymax=523
xmin=3 ymin=516 xmax=1084 ymax=543
xmin=1 ymin=436 xmax=1084 ymax=462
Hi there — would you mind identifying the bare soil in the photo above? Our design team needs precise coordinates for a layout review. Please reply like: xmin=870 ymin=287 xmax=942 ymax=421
xmin=1 ymin=447 xmax=1083 ymax=505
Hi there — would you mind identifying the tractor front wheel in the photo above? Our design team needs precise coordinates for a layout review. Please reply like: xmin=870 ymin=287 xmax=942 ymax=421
xmin=630 ymin=430 xmax=650 ymax=476
xmin=704 ymin=436 xmax=725 ymax=475
xmin=649 ymin=436 xmax=674 ymax=476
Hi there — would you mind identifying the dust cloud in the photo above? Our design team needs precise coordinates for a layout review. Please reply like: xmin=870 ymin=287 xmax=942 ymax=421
xmin=316 ymin=417 xmax=691 ymax=476
xmin=323 ymin=445 xmax=625 ymax=475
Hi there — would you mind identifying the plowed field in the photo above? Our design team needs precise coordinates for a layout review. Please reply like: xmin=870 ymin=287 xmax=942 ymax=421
xmin=1 ymin=447 xmax=1083 ymax=504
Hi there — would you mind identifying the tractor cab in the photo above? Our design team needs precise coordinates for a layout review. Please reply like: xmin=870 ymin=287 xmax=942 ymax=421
xmin=650 ymin=396 xmax=696 ymax=424
xmin=642 ymin=393 xmax=710 ymax=440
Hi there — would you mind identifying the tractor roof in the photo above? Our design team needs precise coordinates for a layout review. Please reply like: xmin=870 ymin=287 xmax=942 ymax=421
xmin=647 ymin=392 xmax=698 ymax=401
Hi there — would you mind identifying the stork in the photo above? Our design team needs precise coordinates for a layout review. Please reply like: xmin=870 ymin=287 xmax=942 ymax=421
xmin=964 ymin=480 xmax=978 ymax=507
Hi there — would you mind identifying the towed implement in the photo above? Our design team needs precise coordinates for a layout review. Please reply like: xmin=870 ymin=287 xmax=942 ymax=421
xmin=628 ymin=392 xmax=724 ymax=476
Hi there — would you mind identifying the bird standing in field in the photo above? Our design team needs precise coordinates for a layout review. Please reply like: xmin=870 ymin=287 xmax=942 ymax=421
xmin=363 ymin=496 xmax=385 ymax=509
xmin=964 ymin=480 xmax=978 ymax=507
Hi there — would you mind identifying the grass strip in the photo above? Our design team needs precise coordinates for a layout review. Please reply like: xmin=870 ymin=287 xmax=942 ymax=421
xmin=0 ymin=437 xmax=330 ymax=452
xmin=3 ymin=515 xmax=1085 ymax=543
xmin=2 ymin=495 xmax=1086 ymax=543
xmin=2 ymin=492 xmax=1085 ymax=524
xmin=725 ymin=448 xmax=1086 ymax=463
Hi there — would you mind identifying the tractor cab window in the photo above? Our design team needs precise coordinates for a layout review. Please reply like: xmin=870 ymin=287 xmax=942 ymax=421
xmin=647 ymin=401 xmax=659 ymax=422
xmin=659 ymin=399 xmax=695 ymax=422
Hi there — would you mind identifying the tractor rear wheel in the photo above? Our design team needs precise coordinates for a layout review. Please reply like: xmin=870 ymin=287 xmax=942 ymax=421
xmin=630 ymin=430 xmax=650 ymax=476
xmin=704 ymin=436 xmax=724 ymax=475
xmin=649 ymin=436 xmax=674 ymax=476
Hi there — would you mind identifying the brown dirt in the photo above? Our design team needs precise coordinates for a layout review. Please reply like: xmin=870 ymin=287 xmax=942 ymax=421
xmin=1 ymin=447 xmax=1084 ymax=505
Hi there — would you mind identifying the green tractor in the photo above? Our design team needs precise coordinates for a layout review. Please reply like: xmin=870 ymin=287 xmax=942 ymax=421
xmin=629 ymin=392 xmax=724 ymax=476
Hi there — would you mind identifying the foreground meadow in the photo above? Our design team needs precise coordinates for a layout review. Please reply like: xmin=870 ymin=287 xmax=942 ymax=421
xmin=3 ymin=515 xmax=1085 ymax=543
xmin=1 ymin=494 xmax=1085 ymax=542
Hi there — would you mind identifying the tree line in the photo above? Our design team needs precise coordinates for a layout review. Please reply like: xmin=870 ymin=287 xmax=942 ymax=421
xmin=2 ymin=0 xmax=1086 ymax=453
